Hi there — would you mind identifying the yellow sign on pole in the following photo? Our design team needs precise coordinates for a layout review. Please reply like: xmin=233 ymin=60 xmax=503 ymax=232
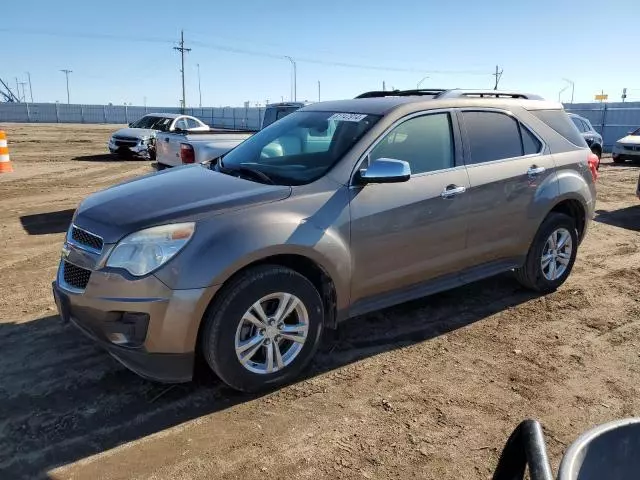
xmin=595 ymin=94 xmax=608 ymax=101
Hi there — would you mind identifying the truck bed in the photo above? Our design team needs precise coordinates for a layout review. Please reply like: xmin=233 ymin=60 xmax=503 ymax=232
xmin=156 ymin=129 xmax=256 ymax=168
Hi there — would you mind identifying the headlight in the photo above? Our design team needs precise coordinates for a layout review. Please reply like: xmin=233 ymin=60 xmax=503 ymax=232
xmin=106 ymin=223 xmax=195 ymax=276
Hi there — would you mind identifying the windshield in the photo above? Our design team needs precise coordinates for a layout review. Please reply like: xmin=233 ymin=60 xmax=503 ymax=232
xmin=219 ymin=110 xmax=380 ymax=185
xmin=630 ymin=127 xmax=640 ymax=136
xmin=130 ymin=115 xmax=173 ymax=131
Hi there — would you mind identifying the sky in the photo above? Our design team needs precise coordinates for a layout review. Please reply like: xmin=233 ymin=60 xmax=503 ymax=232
xmin=2 ymin=0 xmax=638 ymax=107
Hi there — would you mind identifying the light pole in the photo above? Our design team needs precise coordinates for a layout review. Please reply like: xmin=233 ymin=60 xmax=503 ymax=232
xmin=317 ymin=80 xmax=321 ymax=102
xmin=417 ymin=76 xmax=430 ymax=88
xmin=197 ymin=63 xmax=202 ymax=108
xmin=562 ymin=78 xmax=575 ymax=104
xmin=26 ymin=72 xmax=33 ymax=103
xmin=284 ymin=56 xmax=297 ymax=101
xmin=60 ymin=69 xmax=72 ymax=104
xmin=558 ymin=85 xmax=569 ymax=102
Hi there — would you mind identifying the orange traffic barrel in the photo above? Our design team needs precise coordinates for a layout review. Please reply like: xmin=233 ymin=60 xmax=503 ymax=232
xmin=0 ymin=130 xmax=13 ymax=173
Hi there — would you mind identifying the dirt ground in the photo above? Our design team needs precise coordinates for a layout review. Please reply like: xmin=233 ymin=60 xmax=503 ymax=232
xmin=1 ymin=122 xmax=639 ymax=480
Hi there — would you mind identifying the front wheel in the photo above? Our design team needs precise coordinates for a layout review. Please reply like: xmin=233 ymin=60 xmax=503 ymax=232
xmin=515 ymin=213 xmax=578 ymax=293
xmin=201 ymin=265 xmax=324 ymax=392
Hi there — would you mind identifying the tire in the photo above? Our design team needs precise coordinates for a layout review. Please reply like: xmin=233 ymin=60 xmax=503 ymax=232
xmin=515 ymin=213 xmax=578 ymax=293
xmin=591 ymin=146 xmax=602 ymax=170
xmin=201 ymin=265 xmax=324 ymax=392
xmin=613 ymin=156 xmax=625 ymax=164
xmin=156 ymin=163 xmax=167 ymax=171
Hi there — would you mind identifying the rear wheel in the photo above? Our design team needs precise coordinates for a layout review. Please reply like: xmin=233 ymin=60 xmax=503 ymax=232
xmin=201 ymin=265 xmax=324 ymax=392
xmin=591 ymin=146 xmax=602 ymax=169
xmin=613 ymin=156 xmax=626 ymax=164
xmin=515 ymin=213 xmax=578 ymax=293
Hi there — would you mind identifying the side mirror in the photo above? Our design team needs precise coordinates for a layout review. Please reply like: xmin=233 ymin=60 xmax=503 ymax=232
xmin=359 ymin=158 xmax=411 ymax=184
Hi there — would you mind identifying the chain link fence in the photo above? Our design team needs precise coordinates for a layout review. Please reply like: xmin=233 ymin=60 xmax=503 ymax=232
xmin=0 ymin=102 xmax=265 ymax=131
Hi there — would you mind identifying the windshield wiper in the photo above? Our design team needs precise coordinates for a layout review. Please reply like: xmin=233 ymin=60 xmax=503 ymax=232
xmin=216 ymin=162 xmax=275 ymax=185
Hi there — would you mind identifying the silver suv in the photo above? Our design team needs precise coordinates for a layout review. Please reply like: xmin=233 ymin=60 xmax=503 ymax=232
xmin=53 ymin=89 xmax=598 ymax=392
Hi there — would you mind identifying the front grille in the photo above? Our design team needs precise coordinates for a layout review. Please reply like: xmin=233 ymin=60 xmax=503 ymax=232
xmin=63 ymin=261 xmax=91 ymax=290
xmin=113 ymin=136 xmax=138 ymax=147
xmin=71 ymin=226 xmax=103 ymax=252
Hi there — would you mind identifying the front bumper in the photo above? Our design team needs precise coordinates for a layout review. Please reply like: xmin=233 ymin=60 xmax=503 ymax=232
xmin=108 ymin=139 xmax=152 ymax=159
xmin=612 ymin=145 xmax=640 ymax=160
xmin=52 ymin=262 xmax=213 ymax=383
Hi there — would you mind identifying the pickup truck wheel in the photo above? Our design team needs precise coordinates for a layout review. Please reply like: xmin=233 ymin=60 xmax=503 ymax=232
xmin=515 ymin=213 xmax=578 ymax=293
xmin=201 ymin=265 xmax=324 ymax=392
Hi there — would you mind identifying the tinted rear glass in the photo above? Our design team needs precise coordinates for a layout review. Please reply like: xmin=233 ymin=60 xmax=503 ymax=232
xmin=521 ymin=125 xmax=542 ymax=155
xmin=531 ymin=110 xmax=587 ymax=147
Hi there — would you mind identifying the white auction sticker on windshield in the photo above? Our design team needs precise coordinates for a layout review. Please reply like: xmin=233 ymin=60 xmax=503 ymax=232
xmin=328 ymin=113 xmax=367 ymax=122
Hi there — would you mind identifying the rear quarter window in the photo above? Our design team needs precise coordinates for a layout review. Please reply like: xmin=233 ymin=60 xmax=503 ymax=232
xmin=531 ymin=110 xmax=587 ymax=147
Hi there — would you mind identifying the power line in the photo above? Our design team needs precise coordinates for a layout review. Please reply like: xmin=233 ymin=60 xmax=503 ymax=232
xmin=173 ymin=30 xmax=191 ymax=111
xmin=0 ymin=27 xmax=491 ymax=77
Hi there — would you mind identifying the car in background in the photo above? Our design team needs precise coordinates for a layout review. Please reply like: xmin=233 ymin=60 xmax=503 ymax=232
xmin=155 ymin=102 xmax=306 ymax=169
xmin=568 ymin=113 xmax=603 ymax=167
xmin=612 ymin=127 xmax=640 ymax=164
xmin=108 ymin=113 xmax=209 ymax=160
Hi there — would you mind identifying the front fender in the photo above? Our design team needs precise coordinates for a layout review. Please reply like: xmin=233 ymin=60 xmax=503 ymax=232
xmin=154 ymin=190 xmax=352 ymax=313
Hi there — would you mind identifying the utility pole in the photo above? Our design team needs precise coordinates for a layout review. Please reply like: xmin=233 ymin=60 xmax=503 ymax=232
xmin=318 ymin=80 xmax=321 ymax=102
xmin=197 ymin=63 xmax=202 ymax=108
xmin=60 ymin=70 xmax=72 ymax=104
xmin=382 ymin=80 xmax=386 ymax=91
xmin=284 ymin=56 xmax=297 ymax=101
xmin=622 ymin=87 xmax=627 ymax=103
xmin=15 ymin=78 xmax=20 ymax=102
xmin=173 ymin=30 xmax=191 ymax=112
xmin=493 ymin=65 xmax=503 ymax=90
xmin=26 ymin=72 xmax=33 ymax=103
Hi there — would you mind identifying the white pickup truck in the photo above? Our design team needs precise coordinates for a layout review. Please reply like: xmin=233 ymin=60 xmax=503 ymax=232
xmin=155 ymin=102 xmax=305 ymax=169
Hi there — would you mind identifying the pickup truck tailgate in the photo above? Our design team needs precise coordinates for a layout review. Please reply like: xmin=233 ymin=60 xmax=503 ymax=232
xmin=156 ymin=130 xmax=254 ymax=167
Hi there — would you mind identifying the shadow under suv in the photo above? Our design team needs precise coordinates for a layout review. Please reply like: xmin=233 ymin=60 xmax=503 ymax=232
xmin=53 ymin=89 xmax=598 ymax=392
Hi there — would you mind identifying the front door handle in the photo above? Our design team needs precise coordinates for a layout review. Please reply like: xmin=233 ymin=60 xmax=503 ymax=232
xmin=527 ymin=166 xmax=546 ymax=177
xmin=441 ymin=185 xmax=466 ymax=198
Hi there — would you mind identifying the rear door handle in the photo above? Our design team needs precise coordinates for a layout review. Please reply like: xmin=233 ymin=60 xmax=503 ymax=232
xmin=441 ymin=185 xmax=466 ymax=198
xmin=527 ymin=166 xmax=546 ymax=177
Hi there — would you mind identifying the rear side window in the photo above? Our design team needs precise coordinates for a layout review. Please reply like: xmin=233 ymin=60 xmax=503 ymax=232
xmin=531 ymin=110 xmax=587 ymax=147
xmin=521 ymin=125 xmax=542 ymax=155
xmin=462 ymin=111 xmax=523 ymax=164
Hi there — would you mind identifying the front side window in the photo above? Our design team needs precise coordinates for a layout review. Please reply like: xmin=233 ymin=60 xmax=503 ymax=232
xmin=571 ymin=116 xmax=587 ymax=132
xmin=462 ymin=111 xmax=523 ymax=164
xmin=369 ymin=113 xmax=454 ymax=174
xmin=174 ymin=118 xmax=188 ymax=130
xmin=219 ymin=111 xmax=380 ymax=185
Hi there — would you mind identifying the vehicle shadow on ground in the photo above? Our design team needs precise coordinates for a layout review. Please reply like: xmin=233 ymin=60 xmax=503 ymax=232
xmin=19 ymin=209 xmax=75 ymax=235
xmin=72 ymin=154 xmax=120 ymax=162
xmin=0 ymin=274 xmax=538 ymax=479
xmin=594 ymin=206 xmax=640 ymax=232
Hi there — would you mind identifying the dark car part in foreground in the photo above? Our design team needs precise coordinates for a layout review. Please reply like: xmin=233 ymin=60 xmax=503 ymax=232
xmin=54 ymin=88 xmax=597 ymax=392
xmin=493 ymin=417 xmax=640 ymax=480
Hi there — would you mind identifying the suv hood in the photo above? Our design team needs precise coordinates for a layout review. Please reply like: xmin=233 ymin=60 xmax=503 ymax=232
xmin=74 ymin=165 xmax=292 ymax=243
xmin=617 ymin=135 xmax=640 ymax=146
xmin=111 ymin=127 xmax=159 ymax=139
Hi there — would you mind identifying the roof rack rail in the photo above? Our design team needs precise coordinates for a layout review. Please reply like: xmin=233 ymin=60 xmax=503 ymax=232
xmin=354 ymin=88 xmax=544 ymax=100
xmin=435 ymin=89 xmax=544 ymax=100
xmin=355 ymin=89 xmax=447 ymax=99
